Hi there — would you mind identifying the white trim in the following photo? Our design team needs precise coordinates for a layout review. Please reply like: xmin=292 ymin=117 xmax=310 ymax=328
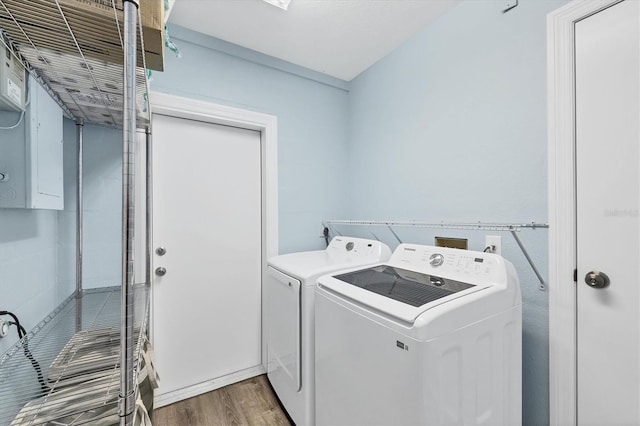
xmin=154 ymin=364 xmax=266 ymax=408
xmin=547 ymin=1 xmax=620 ymax=425
xmin=149 ymin=90 xmax=278 ymax=377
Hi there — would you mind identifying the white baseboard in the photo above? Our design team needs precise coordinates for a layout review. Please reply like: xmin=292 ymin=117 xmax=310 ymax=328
xmin=153 ymin=364 xmax=266 ymax=408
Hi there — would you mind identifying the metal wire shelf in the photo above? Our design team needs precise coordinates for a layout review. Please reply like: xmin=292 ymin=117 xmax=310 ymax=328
xmin=323 ymin=220 xmax=549 ymax=232
xmin=0 ymin=0 xmax=154 ymax=128
xmin=0 ymin=285 xmax=150 ymax=426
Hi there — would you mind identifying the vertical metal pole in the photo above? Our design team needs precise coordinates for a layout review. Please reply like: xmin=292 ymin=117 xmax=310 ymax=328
xmin=145 ymin=127 xmax=153 ymax=339
xmin=120 ymin=1 xmax=138 ymax=424
xmin=145 ymin=127 xmax=152 ymax=287
xmin=75 ymin=119 xmax=84 ymax=332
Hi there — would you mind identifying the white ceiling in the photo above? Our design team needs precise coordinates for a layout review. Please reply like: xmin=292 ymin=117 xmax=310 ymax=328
xmin=168 ymin=0 xmax=461 ymax=81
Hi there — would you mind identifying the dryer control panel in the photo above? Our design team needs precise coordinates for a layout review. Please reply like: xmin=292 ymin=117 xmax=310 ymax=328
xmin=327 ymin=237 xmax=391 ymax=259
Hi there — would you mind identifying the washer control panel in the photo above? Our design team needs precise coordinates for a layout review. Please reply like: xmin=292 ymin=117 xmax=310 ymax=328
xmin=390 ymin=244 xmax=501 ymax=281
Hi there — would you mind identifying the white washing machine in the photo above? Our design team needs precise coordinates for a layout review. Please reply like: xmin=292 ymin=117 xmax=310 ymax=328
xmin=266 ymin=237 xmax=391 ymax=426
xmin=315 ymin=244 xmax=522 ymax=426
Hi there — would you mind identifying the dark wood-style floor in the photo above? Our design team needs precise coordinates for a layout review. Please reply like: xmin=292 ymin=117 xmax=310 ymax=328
xmin=152 ymin=375 xmax=292 ymax=426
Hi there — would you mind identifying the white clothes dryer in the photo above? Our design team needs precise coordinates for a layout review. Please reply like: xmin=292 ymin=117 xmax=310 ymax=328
xmin=315 ymin=244 xmax=522 ymax=426
xmin=266 ymin=237 xmax=391 ymax=426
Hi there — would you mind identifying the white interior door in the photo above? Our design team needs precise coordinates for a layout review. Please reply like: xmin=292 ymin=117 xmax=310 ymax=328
xmin=575 ymin=1 xmax=640 ymax=424
xmin=151 ymin=113 xmax=262 ymax=403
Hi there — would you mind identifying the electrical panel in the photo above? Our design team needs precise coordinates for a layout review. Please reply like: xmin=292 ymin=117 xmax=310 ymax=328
xmin=0 ymin=42 xmax=26 ymax=111
xmin=0 ymin=76 xmax=63 ymax=210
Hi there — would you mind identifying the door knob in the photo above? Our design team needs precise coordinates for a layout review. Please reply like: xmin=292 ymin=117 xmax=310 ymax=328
xmin=584 ymin=271 xmax=609 ymax=289
xmin=155 ymin=267 xmax=167 ymax=277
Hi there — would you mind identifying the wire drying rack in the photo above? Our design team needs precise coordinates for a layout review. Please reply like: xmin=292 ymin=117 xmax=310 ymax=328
xmin=0 ymin=285 xmax=150 ymax=425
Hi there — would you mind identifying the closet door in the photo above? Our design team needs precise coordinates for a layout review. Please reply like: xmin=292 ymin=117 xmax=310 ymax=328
xmin=151 ymin=113 xmax=262 ymax=405
xmin=575 ymin=1 xmax=639 ymax=424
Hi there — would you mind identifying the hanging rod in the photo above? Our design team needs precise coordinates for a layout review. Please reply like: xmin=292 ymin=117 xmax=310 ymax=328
xmin=323 ymin=219 xmax=549 ymax=291
xmin=323 ymin=220 xmax=548 ymax=231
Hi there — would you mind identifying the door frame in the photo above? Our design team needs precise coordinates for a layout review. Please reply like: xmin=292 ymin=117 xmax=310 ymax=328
xmin=148 ymin=91 xmax=278 ymax=369
xmin=547 ymin=1 xmax=623 ymax=424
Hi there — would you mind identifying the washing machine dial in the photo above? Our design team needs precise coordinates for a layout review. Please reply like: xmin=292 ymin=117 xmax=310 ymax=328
xmin=429 ymin=253 xmax=444 ymax=267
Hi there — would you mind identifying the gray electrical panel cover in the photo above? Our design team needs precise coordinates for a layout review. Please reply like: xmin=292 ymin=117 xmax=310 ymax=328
xmin=0 ymin=76 xmax=63 ymax=210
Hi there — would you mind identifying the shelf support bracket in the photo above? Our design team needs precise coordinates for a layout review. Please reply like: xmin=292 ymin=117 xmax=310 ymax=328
xmin=387 ymin=225 xmax=403 ymax=244
xmin=509 ymin=230 xmax=546 ymax=291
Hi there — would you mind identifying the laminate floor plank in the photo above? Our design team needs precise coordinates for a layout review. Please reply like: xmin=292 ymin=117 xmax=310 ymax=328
xmin=152 ymin=375 xmax=292 ymax=426
xmin=211 ymin=385 xmax=248 ymax=426
xmin=225 ymin=376 xmax=290 ymax=426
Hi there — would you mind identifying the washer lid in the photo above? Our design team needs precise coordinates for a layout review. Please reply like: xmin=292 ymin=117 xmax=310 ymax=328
xmin=320 ymin=265 xmax=489 ymax=323
xmin=333 ymin=265 xmax=474 ymax=307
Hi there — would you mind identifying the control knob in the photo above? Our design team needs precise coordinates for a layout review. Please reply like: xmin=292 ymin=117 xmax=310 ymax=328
xmin=429 ymin=253 xmax=444 ymax=267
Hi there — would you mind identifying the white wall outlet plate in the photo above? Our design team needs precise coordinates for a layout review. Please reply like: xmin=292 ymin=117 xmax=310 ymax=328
xmin=485 ymin=235 xmax=502 ymax=255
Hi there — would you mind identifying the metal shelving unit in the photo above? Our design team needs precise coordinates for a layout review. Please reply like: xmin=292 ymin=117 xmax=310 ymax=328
xmin=0 ymin=286 xmax=149 ymax=425
xmin=0 ymin=1 xmax=160 ymax=424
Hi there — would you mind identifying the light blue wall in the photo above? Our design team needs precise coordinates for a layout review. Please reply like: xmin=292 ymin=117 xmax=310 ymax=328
xmin=0 ymin=108 xmax=63 ymax=353
xmin=1 ymin=23 xmax=351 ymax=352
xmin=0 ymin=208 xmax=59 ymax=353
xmin=345 ymin=1 xmax=567 ymax=425
xmin=151 ymin=25 xmax=351 ymax=254
xmin=58 ymin=120 xmax=123 ymax=292
xmin=1 ymin=1 xmax=569 ymax=423
xmin=0 ymin=110 xmax=122 ymax=354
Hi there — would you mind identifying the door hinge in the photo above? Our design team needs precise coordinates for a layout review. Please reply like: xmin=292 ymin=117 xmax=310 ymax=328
xmin=573 ymin=268 xmax=578 ymax=282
